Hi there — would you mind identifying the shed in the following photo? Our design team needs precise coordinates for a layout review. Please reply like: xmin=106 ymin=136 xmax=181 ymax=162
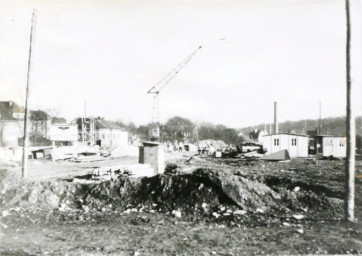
xmin=139 ymin=141 xmax=164 ymax=174
xmin=261 ymin=133 xmax=308 ymax=158
xmin=314 ymin=135 xmax=346 ymax=158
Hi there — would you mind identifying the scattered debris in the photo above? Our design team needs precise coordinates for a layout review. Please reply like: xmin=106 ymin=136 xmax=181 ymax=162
xmin=2 ymin=210 xmax=10 ymax=217
xmin=293 ymin=214 xmax=304 ymax=220
xmin=172 ymin=209 xmax=182 ymax=218
xmin=296 ymin=228 xmax=304 ymax=234
xmin=234 ymin=210 xmax=246 ymax=215
xmin=256 ymin=208 xmax=264 ymax=214
xmin=293 ymin=186 xmax=300 ymax=192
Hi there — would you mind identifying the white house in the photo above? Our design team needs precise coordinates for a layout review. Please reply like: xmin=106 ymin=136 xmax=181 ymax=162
xmin=249 ymin=128 xmax=268 ymax=144
xmin=0 ymin=101 xmax=56 ymax=147
xmin=314 ymin=135 xmax=346 ymax=158
xmin=261 ymin=133 xmax=308 ymax=158
xmin=95 ymin=120 xmax=128 ymax=149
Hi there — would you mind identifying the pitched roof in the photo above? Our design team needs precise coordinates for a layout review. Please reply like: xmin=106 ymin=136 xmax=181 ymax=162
xmin=263 ymin=133 xmax=308 ymax=137
xmin=96 ymin=119 xmax=123 ymax=130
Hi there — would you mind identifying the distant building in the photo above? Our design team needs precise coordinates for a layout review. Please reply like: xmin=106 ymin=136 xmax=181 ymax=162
xmin=0 ymin=101 xmax=25 ymax=120
xmin=95 ymin=119 xmax=128 ymax=149
xmin=0 ymin=101 xmax=66 ymax=147
xmin=249 ymin=129 xmax=267 ymax=144
xmin=314 ymin=135 xmax=346 ymax=158
xmin=261 ymin=133 xmax=309 ymax=158
xmin=0 ymin=120 xmax=22 ymax=147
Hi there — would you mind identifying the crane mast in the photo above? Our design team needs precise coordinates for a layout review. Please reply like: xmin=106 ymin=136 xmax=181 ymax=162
xmin=147 ymin=46 xmax=202 ymax=141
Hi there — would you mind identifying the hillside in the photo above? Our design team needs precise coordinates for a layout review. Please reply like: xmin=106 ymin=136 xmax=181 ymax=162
xmin=240 ymin=116 xmax=362 ymax=137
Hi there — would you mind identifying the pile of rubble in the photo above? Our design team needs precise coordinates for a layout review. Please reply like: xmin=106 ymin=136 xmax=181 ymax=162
xmin=0 ymin=166 xmax=344 ymax=220
xmin=198 ymin=140 xmax=227 ymax=154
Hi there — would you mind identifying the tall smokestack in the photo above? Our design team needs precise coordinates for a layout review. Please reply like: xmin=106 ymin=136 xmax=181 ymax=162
xmin=274 ymin=102 xmax=278 ymax=134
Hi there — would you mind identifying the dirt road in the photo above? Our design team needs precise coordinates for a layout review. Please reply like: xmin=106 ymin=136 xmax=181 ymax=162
xmin=0 ymin=152 xmax=192 ymax=181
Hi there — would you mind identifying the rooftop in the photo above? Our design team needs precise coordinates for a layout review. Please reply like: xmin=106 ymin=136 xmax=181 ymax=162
xmin=314 ymin=135 xmax=346 ymax=138
xmin=263 ymin=133 xmax=308 ymax=137
xmin=96 ymin=119 xmax=123 ymax=130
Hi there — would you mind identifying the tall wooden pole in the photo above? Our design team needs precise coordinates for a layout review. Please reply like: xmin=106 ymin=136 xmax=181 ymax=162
xmin=22 ymin=9 xmax=36 ymax=178
xmin=318 ymin=101 xmax=322 ymax=135
xmin=344 ymin=0 xmax=355 ymax=222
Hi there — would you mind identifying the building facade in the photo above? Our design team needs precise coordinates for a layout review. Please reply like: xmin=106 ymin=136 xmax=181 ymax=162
xmin=95 ymin=120 xmax=128 ymax=149
xmin=0 ymin=101 xmax=69 ymax=147
xmin=261 ymin=133 xmax=308 ymax=158
xmin=314 ymin=135 xmax=346 ymax=158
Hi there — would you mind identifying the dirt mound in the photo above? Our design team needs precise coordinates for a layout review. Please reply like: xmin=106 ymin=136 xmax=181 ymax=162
xmin=0 ymin=168 xmax=280 ymax=213
xmin=122 ymin=168 xmax=281 ymax=214
xmin=0 ymin=169 xmax=81 ymax=210
xmin=0 ymin=167 xmax=344 ymax=219
xmin=190 ymin=168 xmax=281 ymax=211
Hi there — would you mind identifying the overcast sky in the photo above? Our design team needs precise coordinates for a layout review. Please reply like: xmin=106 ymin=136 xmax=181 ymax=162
xmin=1 ymin=0 xmax=361 ymax=128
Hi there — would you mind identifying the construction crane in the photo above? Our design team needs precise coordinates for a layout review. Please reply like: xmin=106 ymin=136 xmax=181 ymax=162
xmin=147 ymin=46 xmax=202 ymax=141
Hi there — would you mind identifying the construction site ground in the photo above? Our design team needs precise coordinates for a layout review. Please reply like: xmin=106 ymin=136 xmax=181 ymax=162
xmin=0 ymin=156 xmax=139 ymax=181
xmin=0 ymin=152 xmax=361 ymax=255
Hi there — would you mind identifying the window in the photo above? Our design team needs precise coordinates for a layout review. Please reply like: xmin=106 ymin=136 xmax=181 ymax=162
xmin=326 ymin=139 xmax=333 ymax=146
xmin=274 ymin=138 xmax=279 ymax=146
xmin=291 ymin=138 xmax=297 ymax=146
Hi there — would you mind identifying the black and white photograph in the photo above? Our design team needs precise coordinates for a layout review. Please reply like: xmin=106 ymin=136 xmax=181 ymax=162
xmin=0 ymin=0 xmax=362 ymax=255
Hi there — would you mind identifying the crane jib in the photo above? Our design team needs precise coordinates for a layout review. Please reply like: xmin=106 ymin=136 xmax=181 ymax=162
xmin=146 ymin=46 xmax=202 ymax=140
xmin=147 ymin=46 xmax=202 ymax=94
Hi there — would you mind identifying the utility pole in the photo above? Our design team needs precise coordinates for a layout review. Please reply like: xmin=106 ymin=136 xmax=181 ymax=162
xmin=344 ymin=0 xmax=355 ymax=222
xmin=22 ymin=9 xmax=36 ymax=178
xmin=318 ymin=101 xmax=322 ymax=135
